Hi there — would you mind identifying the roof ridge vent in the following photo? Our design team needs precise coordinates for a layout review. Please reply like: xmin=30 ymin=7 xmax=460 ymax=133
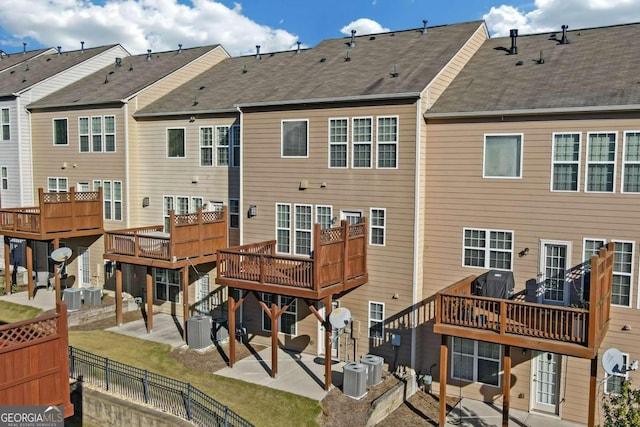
xmin=422 ymin=19 xmax=428 ymax=35
xmin=560 ymin=25 xmax=569 ymax=44
xmin=350 ymin=29 xmax=356 ymax=48
xmin=255 ymin=45 xmax=261 ymax=59
xmin=509 ymin=29 xmax=518 ymax=55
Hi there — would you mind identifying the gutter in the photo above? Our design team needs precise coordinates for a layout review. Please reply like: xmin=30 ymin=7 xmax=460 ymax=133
xmin=236 ymin=105 xmax=244 ymax=245
xmin=27 ymin=99 xmax=124 ymax=111
xmin=425 ymin=103 xmax=640 ymax=119
xmin=235 ymin=92 xmax=421 ymax=108
xmin=133 ymin=108 xmax=238 ymax=118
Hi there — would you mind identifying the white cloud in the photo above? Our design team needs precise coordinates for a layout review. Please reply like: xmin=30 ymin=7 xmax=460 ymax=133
xmin=0 ymin=0 xmax=300 ymax=56
xmin=340 ymin=18 xmax=390 ymax=37
xmin=484 ymin=0 xmax=640 ymax=36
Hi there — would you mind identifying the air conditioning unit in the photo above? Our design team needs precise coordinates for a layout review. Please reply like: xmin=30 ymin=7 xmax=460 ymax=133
xmin=187 ymin=315 xmax=213 ymax=350
xmin=84 ymin=287 xmax=102 ymax=305
xmin=361 ymin=354 xmax=384 ymax=386
xmin=212 ymin=317 xmax=229 ymax=343
xmin=63 ymin=288 xmax=82 ymax=311
xmin=343 ymin=362 xmax=367 ymax=399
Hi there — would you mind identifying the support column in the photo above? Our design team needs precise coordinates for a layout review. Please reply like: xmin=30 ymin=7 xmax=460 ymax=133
xmin=439 ymin=335 xmax=448 ymax=427
xmin=146 ymin=267 xmax=153 ymax=333
xmin=3 ymin=238 xmax=10 ymax=295
xmin=229 ymin=290 xmax=236 ymax=368
xmin=270 ymin=298 xmax=278 ymax=377
xmin=588 ymin=355 xmax=598 ymax=427
xmin=26 ymin=243 xmax=33 ymax=299
xmin=502 ymin=345 xmax=511 ymax=426
xmin=182 ymin=266 xmax=189 ymax=342
xmin=324 ymin=295 xmax=333 ymax=390
xmin=115 ymin=262 xmax=122 ymax=326
xmin=53 ymin=239 xmax=61 ymax=301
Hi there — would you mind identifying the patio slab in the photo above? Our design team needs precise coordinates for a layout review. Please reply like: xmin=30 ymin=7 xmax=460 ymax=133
xmin=0 ymin=287 xmax=57 ymax=311
xmin=105 ymin=313 xmax=187 ymax=349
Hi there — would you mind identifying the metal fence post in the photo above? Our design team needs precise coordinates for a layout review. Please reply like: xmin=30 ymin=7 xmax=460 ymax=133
xmin=105 ymin=357 xmax=110 ymax=391
xmin=224 ymin=406 xmax=229 ymax=427
xmin=68 ymin=346 xmax=75 ymax=378
xmin=143 ymin=370 xmax=149 ymax=404
xmin=186 ymin=383 xmax=192 ymax=420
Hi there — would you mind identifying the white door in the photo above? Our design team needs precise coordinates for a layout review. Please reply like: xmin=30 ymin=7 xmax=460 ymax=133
xmin=77 ymin=182 xmax=90 ymax=192
xmin=531 ymin=351 xmax=561 ymax=414
xmin=538 ymin=240 xmax=571 ymax=306
xmin=340 ymin=210 xmax=362 ymax=225
xmin=78 ymin=246 xmax=90 ymax=287
xmin=318 ymin=301 xmax=339 ymax=359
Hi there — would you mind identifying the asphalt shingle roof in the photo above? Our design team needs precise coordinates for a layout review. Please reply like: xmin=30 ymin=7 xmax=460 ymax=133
xmin=28 ymin=45 xmax=222 ymax=109
xmin=136 ymin=20 xmax=484 ymax=115
xmin=0 ymin=48 xmax=53 ymax=73
xmin=0 ymin=45 xmax=121 ymax=97
xmin=427 ymin=22 xmax=640 ymax=116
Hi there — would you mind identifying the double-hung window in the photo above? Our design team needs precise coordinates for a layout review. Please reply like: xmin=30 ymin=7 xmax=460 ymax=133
xmin=329 ymin=118 xmax=348 ymax=168
xmin=79 ymin=117 xmax=90 ymax=152
xmin=48 ymin=177 xmax=68 ymax=192
xmin=1 ymin=108 xmax=9 ymax=140
xmin=229 ymin=199 xmax=239 ymax=228
xmin=200 ymin=127 xmax=213 ymax=166
xmin=368 ymin=301 xmax=384 ymax=338
xmin=262 ymin=293 xmax=297 ymax=335
xmin=79 ymin=116 xmax=116 ymax=152
xmin=53 ymin=119 xmax=68 ymax=146
xmin=612 ymin=240 xmax=634 ymax=307
xmin=452 ymin=338 xmax=501 ymax=386
xmin=463 ymin=228 xmax=513 ymax=270
xmin=316 ymin=205 xmax=333 ymax=230
xmin=231 ymin=125 xmax=240 ymax=167
xmin=216 ymin=126 xmax=230 ymax=166
xmin=604 ymin=352 xmax=629 ymax=395
xmin=91 ymin=116 xmax=102 ymax=152
xmin=483 ymin=134 xmax=522 ymax=178
xmin=294 ymin=204 xmax=312 ymax=256
xmin=167 ymin=128 xmax=186 ymax=158
xmin=94 ymin=180 xmax=122 ymax=221
xmin=370 ymin=208 xmax=386 ymax=246
xmin=276 ymin=203 xmax=291 ymax=254
xmin=282 ymin=120 xmax=308 ymax=157
xmin=551 ymin=133 xmax=580 ymax=191
xmin=623 ymin=131 xmax=640 ymax=193
xmin=377 ymin=116 xmax=398 ymax=168
xmin=104 ymin=116 xmax=116 ymax=151
xmin=155 ymin=268 xmax=180 ymax=302
xmin=352 ymin=117 xmax=372 ymax=168
xmin=163 ymin=196 xmax=175 ymax=232
xmin=1 ymin=167 xmax=7 ymax=190
xmin=586 ymin=132 xmax=616 ymax=192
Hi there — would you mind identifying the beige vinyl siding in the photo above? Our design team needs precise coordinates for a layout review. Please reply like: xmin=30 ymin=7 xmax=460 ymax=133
xmin=133 ymin=47 xmax=228 ymax=111
xmin=424 ymin=116 xmax=640 ymax=424
xmin=242 ymin=101 xmax=418 ymax=361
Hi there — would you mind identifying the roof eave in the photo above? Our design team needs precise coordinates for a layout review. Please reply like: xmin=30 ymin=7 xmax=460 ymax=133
xmin=425 ymin=104 xmax=640 ymax=119
xmin=27 ymin=99 xmax=126 ymax=110
xmin=134 ymin=108 xmax=239 ymax=118
xmin=235 ymin=92 xmax=422 ymax=108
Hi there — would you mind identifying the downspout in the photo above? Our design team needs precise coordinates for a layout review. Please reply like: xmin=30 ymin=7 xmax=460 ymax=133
xmin=123 ymin=101 xmax=130 ymax=228
xmin=411 ymin=95 xmax=423 ymax=371
xmin=236 ymin=105 xmax=243 ymax=245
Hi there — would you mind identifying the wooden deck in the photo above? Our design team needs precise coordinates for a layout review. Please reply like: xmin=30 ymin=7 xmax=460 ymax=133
xmin=434 ymin=243 xmax=614 ymax=358
xmin=0 ymin=301 xmax=73 ymax=417
xmin=0 ymin=187 xmax=103 ymax=239
xmin=104 ymin=207 xmax=228 ymax=268
xmin=215 ymin=219 xmax=368 ymax=299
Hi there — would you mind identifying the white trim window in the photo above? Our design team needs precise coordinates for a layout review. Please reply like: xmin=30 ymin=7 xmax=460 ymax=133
xmin=295 ymin=204 xmax=312 ymax=256
xmin=612 ymin=240 xmax=634 ymax=307
xmin=368 ymin=301 xmax=384 ymax=338
xmin=163 ymin=196 xmax=174 ymax=232
xmin=276 ymin=203 xmax=291 ymax=254
xmin=622 ymin=131 xmax=640 ymax=193
xmin=281 ymin=119 xmax=308 ymax=158
xmin=463 ymin=228 xmax=513 ymax=270
xmin=370 ymin=208 xmax=386 ymax=246
xmin=551 ymin=133 xmax=580 ymax=191
xmin=79 ymin=117 xmax=89 ymax=152
xmin=104 ymin=116 xmax=116 ymax=152
xmin=377 ymin=116 xmax=398 ymax=168
xmin=231 ymin=124 xmax=240 ymax=167
xmin=191 ymin=197 xmax=203 ymax=211
xmin=79 ymin=116 xmax=116 ymax=152
xmin=48 ymin=177 xmax=68 ymax=193
xmin=229 ymin=198 xmax=239 ymax=228
xmin=262 ymin=293 xmax=297 ymax=335
xmin=199 ymin=126 xmax=213 ymax=166
xmin=483 ymin=134 xmax=523 ymax=178
xmin=216 ymin=125 xmax=230 ymax=166
xmin=1 ymin=108 xmax=9 ymax=141
xmin=53 ymin=118 xmax=68 ymax=146
xmin=329 ymin=118 xmax=348 ymax=168
xmin=167 ymin=128 xmax=186 ymax=158
xmin=155 ymin=268 xmax=180 ymax=302
xmin=91 ymin=116 xmax=102 ymax=152
xmin=604 ymin=353 xmax=629 ymax=395
xmin=1 ymin=166 xmax=7 ymax=190
xmin=586 ymin=132 xmax=616 ymax=192
xmin=316 ymin=205 xmax=333 ymax=230
xmin=582 ymin=238 xmax=606 ymax=301
xmin=93 ymin=180 xmax=122 ymax=221
xmin=452 ymin=338 xmax=501 ymax=386
xmin=352 ymin=117 xmax=372 ymax=168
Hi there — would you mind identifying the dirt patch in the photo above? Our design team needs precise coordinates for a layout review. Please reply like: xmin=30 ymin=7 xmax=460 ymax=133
xmin=168 ymin=342 xmax=266 ymax=373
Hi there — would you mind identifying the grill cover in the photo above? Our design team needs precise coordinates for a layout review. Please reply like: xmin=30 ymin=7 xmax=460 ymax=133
xmin=472 ymin=270 xmax=514 ymax=299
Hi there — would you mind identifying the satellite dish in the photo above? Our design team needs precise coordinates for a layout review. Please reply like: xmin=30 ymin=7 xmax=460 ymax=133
xmin=603 ymin=348 xmax=625 ymax=375
xmin=329 ymin=307 xmax=351 ymax=329
xmin=51 ymin=247 xmax=72 ymax=263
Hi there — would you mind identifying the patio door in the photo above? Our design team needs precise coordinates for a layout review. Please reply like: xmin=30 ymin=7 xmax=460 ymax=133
xmin=318 ymin=301 xmax=339 ymax=359
xmin=78 ymin=246 xmax=90 ymax=287
xmin=531 ymin=351 xmax=561 ymax=415
xmin=538 ymin=240 xmax=571 ymax=306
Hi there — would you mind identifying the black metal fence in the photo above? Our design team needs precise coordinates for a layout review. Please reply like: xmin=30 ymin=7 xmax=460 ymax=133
xmin=68 ymin=346 xmax=254 ymax=427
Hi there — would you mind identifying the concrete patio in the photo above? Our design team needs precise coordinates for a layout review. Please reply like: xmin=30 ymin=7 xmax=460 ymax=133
xmin=0 ymin=287 xmax=57 ymax=311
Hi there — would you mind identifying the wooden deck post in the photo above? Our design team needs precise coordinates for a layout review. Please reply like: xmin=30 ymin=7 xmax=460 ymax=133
xmin=324 ymin=295 xmax=332 ymax=390
xmin=26 ymin=243 xmax=33 ymax=299
xmin=53 ymin=238 xmax=61 ymax=302
xmin=146 ymin=267 xmax=153 ymax=333
xmin=271 ymin=297 xmax=278 ymax=377
xmin=229 ymin=289 xmax=236 ymax=368
xmin=439 ymin=334 xmax=448 ymax=427
xmin=502 ymin=345 xmax=511 ymax=426
xmin=115 ymin=262 xmax=122 ymax=326
xmin=56 ymin=300 xmax=74 ymax=417
xmin=341 ymin=220 xmax=349 ymax=284
xmin=182 ymin=266 xmax=189 ymax=342
xmin=3 ymin=237 xmax=10 ymax=295
xmin=588 ymin=355 xmax=598 ymax=427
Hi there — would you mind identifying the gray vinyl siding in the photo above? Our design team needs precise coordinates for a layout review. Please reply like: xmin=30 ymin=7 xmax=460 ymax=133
xmin=424 ymin=115 xmax=640 ymax=424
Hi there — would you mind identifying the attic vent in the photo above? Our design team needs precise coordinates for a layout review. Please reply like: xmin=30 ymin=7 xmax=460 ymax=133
xmin=242 ymin=64 xmax=248 ymax=73
xmin=193 ymin=96 xmax=198 ymax=106
xmin=129 ymin=62 xmax=134 ymax=71
xmin=296 ymin=41 xmax=301 ymax=55
xmin=319 ymin=57 xmax=326 ymax=63
xmin=350 ymin=29 xmax=356 ymax=48
xmin=115 ymin=57 xmax=122 ymax=67
xmin=146 ymin=49 xmax=152 ymax=61
xmin=255 ymin=45 xmax=261 ymax=59
xmin=422 ymin=19 xmax=428 ymax=35
xmin=178 ymin=43 xmax=183 ymax=53
xmin=537 ymin=50 xmax=545 ymax=64
xmin=560 ymin=25 xmax=569 ymax=44
xmin=81 ymin=41 xmax=84 ymax=53
xmin=390 ymin=64 xmax=399 ymax=78
xmin=57 ymin=46 xmax=61 ymax=55
xmin=369 ymin=36 xmax=376 ymax=40
xmin=509 ymin=29 xmax=518 ymax=55
xmin=23 ymin=42 xmax=27 ymax=54
xmin=199 ymin=85 xmax=206 ymax=90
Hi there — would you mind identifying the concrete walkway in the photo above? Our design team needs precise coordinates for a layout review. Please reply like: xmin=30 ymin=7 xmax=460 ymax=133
xmin=0 ymin=287 xmax=57 ymax=311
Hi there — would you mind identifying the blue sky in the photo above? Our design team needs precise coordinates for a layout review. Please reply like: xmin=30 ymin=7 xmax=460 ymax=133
xmin=1 ymin=1 xmax=639 ymax=56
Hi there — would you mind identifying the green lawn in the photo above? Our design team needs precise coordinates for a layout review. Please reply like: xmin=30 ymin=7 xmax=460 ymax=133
xmin=0 ymin=301 xmax=43 ymax=324
xmin=69 ymin=330 xmax=322 ymax=427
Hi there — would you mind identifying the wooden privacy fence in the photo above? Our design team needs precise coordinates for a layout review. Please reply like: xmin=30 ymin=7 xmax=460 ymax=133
xmin=0 ymin=301 xmax=73 ymax=417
